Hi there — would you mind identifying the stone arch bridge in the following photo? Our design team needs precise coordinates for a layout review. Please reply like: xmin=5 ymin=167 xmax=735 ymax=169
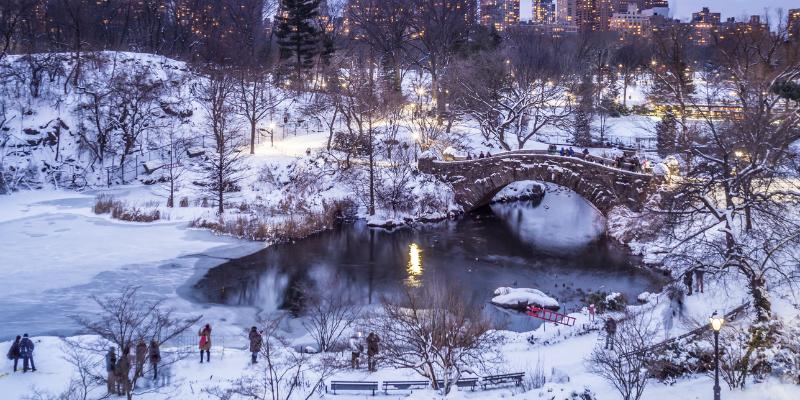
xmin=418 ymin=150 xmax=659 ymax=214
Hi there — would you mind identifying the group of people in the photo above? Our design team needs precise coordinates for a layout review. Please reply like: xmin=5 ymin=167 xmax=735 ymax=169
xmin=104 ymin=339 xmax=161 ymax=396
xmin=682 ymin=267 xmax=706 ymax=296
xmin=614 ymin=155 xmax=651 ymax=173
xmin=5 ymin=333 xmax=36 ymax=373
xmin=349 ymin=332 xmax=380 ymax=372
xmin=465 ymin=151 xmax=492 ymax=160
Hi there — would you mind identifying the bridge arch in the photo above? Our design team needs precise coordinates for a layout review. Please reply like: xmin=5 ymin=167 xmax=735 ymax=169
xmin=418 ymin=150 xmax=657 ymax=214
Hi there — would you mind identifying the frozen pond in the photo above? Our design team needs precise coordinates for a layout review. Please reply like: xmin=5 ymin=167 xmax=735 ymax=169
xmin=194 ymin=185 xmax=667 ymax=332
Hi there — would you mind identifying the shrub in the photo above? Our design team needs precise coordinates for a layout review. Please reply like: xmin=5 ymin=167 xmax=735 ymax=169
xmin=582 ymin=291 xmax=628 ymax=314
xmin=93 ymin=195 xmax=120 ymax=214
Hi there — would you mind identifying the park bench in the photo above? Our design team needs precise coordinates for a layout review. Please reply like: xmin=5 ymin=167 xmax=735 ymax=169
xmin=434 ymin=377 xmax=478 ymax=391
xmin=382 ymin=380 xmax=429 ymax=393
xmin=327 ymin=381 xmax=378 ymax=395
xmin=481 ymin=372 xmax=525 ymax=389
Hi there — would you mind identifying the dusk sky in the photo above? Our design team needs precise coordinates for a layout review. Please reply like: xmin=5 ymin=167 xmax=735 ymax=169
xmin=520 ymin=0 xmax=799 ymax=23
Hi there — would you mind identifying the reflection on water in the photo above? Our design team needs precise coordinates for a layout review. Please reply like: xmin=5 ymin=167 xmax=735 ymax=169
xmin=406 ymin=243 xmax=423 ymax=287
xmin=194 ymin=187 xmax=666 ymax=332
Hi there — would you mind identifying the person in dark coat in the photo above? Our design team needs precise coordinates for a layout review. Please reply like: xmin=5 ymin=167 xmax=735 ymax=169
xmin=486 ymin=151 xmax=492 ymax=157
xmin=568 ymin=147 xmax=575 ymax=156
xmin=366 ymin=332 xmax=380 ymax=372
xmin=559 ymin=147 xmax=566 ymax=156
xmin=604 ymin=318 xmax=617 ymax=350
xmin=582 ymin=148 xmax=590 ymax=157
xmin=148 ymin=339 xmax=161 ymax=380
xmin=134 ymin=339 xmax=147 ymax=378
xmin=695 ymin=267 xmax=705 ymax=294
xmin=478 ymin=151 xmax=485 ymax=159
xmin=19 ymin=333 xmax=35 ymax=372
xmin=198 ymin=324 xmax=212 ymax=363
xmin=248 ymin=326 xmax=263 ymax=364
xmin=7 ymin=335 xmax=21 ymax=372
xmin=116 ymin=346 xmax=131 ymax=396
xmin=105 ymin=347 xmax=117 ymax=394
xmin=683 ymin=270 xmax=694 ymax=296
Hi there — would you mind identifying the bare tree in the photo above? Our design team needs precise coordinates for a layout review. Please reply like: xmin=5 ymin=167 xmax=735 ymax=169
xmin=587 ymin=312 xmax=658 ymax=400
xmin=0 ymin=0 xmax=37 ymax=62
xmin=110 ymin=65 xmax=167 ymax=183
xmin=205 ymin=315 xmax=340 ymax=400
xmin=453 ymin=33 xmax=574 ymax=150
xmin=193 ymin=68 xmax=245 ymax=215
xmin=160 ymin=124 xmax=193 ymax=207
xmin=234 ymin=67 xmax=286 ymax=154
xmin=371 ymin=282 xmax=502 ymax=394
xmin=71 ymin=286 xmax=201 ymax=400
xmin=296 ymin=278 xmax=361 ymax=353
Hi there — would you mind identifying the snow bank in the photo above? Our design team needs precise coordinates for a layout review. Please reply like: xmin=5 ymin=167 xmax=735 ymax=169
xmin=491 ymin=287 xmax=559 ymax=311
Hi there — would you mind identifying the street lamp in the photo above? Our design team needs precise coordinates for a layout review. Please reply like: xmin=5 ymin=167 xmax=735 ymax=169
xmin=710 ymin=311 xmax=725 ymax=400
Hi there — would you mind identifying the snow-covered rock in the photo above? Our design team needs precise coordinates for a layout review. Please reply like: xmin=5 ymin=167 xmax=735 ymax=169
xmin=491 ymin=287 xmax=559 ymax=311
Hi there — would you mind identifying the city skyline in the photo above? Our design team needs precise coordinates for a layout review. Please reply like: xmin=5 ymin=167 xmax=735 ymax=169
xmin=520 ymin=0 xmax=797 ymax=23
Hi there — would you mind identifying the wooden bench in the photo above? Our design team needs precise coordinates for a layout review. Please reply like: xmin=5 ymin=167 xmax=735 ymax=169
xmin=382 ymin=380 xmax=429 ymax=393
xmin=481 ymin=372 xmax=525 ymax=389
xmin=327 ymin=381 xmax=378 ymax=395
xmin=435 ymin=377 xmax=478 ymax=391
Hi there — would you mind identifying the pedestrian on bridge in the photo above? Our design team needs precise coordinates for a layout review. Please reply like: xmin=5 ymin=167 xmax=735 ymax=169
xmin=604 ymin=318 xmax=617 ymax=350
xmin=582 ymin=148 xmax=589 ymax=157
xmin=568 ymin=147 xmax=575 ymax=156
xmin=559 ymin=147 xmax=566 ymax=156
xmin=479 ymin=151 xmax=485 ymax=159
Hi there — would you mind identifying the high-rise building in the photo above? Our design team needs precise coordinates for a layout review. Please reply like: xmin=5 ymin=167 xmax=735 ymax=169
xmin=639 ymin=0 xmax=667 ymax=9
xmin=575 ymin=0 xmax=615 ymax=32
xmin=533 ymin=0 xmax=557 ymax=24
xmin=480 ymin=0 xmax=521 ymax=31
xmin=690 ymin=7 xmax=721 ymax=45
xmin=557 ymin=0 xmax=576 ymax=24
xmin=610 ymin=2 xmax=650 ymax=37
xmin=789 ymin=9 xmax=800 ymax=39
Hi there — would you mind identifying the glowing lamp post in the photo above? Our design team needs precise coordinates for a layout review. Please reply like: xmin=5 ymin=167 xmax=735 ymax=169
xmin=710 ymin=312 xmax=725 ymax=400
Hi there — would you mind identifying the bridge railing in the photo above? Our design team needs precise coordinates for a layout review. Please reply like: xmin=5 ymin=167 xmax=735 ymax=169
xmin=427 ymin=149 xmax=652 ymax=176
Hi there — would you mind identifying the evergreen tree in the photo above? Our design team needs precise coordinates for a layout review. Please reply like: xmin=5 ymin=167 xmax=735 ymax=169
xmin=275 ymin=0 xmax=321 ymax=80
xmin=656 ymin=111 xmax=678 ymax=157
xmin=573 ymin=77 xmax=594 ymax=147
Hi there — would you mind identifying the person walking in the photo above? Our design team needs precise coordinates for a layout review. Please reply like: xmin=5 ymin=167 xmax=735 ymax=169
xmin=19 ymin=333 xmax=35 ymax=372
xmin=559 ymin=147 xmax=566 ymax=156
xmin=478 ymin=151 xmax=485 ymax=159
xmin=6 ymin=335 xmax=21 ymax=372
xmin=604 ymin=318 xmax=617 ymax=350
xmin=695 ymin=267 xmax=705 ymax=294
xmin=582 ymin=148 xmax=590 ymax=157
xmin=366 ymin=332 xmax=380 ymax=372
xmin=588 ymin=304 xmax=596 ymax=322
xmin=683 ymin=270 xmax=694 ymax=296
xmin=198 ymin=324 xmax=212 ymax=363
xmin=116 ymin=346 xmax=132 ymax=396
xmin=349 ymin=334 xmax=362 ymax=369
xmin=105 ymin=347 xmax=117 ymax=395
xmin=248 ymin=326 xmax=262 ymax=364
xmin=134 ymin=339 xmax=147 ymax=378
xmin=148 ymin=339 xmax=161 ymax=380
xmin=568 ymin=147 xmax=575 ymax=157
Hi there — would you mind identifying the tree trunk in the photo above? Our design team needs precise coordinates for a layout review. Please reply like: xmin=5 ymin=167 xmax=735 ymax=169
xmin=250 ymin=121 xmax=256 ymax=155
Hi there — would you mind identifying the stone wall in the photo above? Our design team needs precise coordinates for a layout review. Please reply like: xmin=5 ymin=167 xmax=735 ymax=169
xmin=418 ymin=152 xmax=656 ymax=214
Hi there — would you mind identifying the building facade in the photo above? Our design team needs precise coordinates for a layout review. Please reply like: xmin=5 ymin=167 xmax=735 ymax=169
xmin=480 ymin=0 xmax=521 ymax=31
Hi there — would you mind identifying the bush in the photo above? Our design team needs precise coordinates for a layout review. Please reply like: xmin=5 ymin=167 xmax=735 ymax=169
xmin=582 ymin=291 xmax=628 ymax=314
xmin=92 ymin=195 xmax=161 ymax=222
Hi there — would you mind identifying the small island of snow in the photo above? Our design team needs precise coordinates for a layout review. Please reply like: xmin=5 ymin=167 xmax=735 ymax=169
xmin=491 ymin=287 xmax=560 ymax=311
